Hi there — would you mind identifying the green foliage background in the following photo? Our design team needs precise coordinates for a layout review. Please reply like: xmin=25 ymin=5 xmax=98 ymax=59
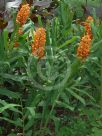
xmin=0 ymin=0 xmax=102 ymax=136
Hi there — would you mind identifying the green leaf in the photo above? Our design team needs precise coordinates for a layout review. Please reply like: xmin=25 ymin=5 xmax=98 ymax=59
xmin=56 ymin=101 xmax=74 ymax=111
xmin=26 ymin=107 xmax=35 ymax=118
xmin=0 ymin=73 xmax=24 ymax=83
xmin=59 ymin=36 xmax=79 ymax=49
xmin=0 ymin=32 xmax=4 ymax=59
xmin=24 ymin=119 xmax=34 ymax=131
xmin=0 ymin=100 xmax=20 ymax=113
xmin=0 ymin=117 xmax=22 ymax=127
xmin=66 ymin=88 xmax=86 ymax=105
xmin=0 ymin=88 xmax=21 ymax=99
xmin=72 ymin=87 xmax=95 ymax=101
xmin=3 ymin=29 xmax=8 ymax=51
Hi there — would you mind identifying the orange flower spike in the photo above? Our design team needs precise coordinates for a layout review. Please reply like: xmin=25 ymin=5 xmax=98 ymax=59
xmin=84 ymin=22 xmax=93 ymax=39
xmin=77 ymin=16 xmax=93 ymax=59
xmin=14 ymin=41 xmax=19 ymax=47
xmin=16 ymin=4 xmax=30 ymax=26
xmin=35 ymin=28 xmax=46 ymax=47
xmin=86 ymin=16 xmax=94 ymax=23
xmin=77 ymin=35 xmax=92 ymax=59
xmin=31 ymin=28 xmax=46 ymax=58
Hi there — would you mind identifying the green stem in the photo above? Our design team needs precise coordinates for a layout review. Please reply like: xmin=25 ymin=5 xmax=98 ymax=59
xmin=100 ymin=59 xmax=102 ymax=111
xmin=44 ymin=88 xmax=63 ymax=128
xmin=20 ymin=99 xmax=25 ymax=136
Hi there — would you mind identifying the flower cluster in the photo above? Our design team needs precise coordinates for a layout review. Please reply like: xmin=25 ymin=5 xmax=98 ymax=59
xmin=77 ymin=35 xmax=91 ymax=59
xmin=31 ymin=28 xmax=46 ymax=59
xmin=83 ymin=16 xmax=93 ymax=39
xmin=16 ymin=4 xmax=30 ymax=26
xmin=14 ymin=4 xmax=30 ymax=47
xmin=14 ymin=41 xmax=19 ymax=47
xmin=77 ymin=16 xmax=93 ymax=59
xmin=86 ymin=16 xmax=94 ymax=23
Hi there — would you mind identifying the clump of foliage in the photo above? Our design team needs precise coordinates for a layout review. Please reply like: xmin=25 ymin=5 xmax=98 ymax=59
xmin=0 ymin=0 xmax=102 ymax=136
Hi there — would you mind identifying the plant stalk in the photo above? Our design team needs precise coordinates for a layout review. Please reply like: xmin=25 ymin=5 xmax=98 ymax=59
xmin=100 ymin=59 xmax=102 ymax=111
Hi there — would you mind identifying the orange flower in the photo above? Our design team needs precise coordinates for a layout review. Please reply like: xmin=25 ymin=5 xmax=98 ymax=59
xmin=31 ymin=28 xmax=46 ymax=59
xmin=14 ymin=41 xmax=19 ymax=47
xmin=85 ymin=16 xmax=93 ymax=38
xmin=84 ymin=22 xmax=93 ymax=39
xmin=77 ymin=16 xmax=93 ymax=59
xmin=81 ymin=16 xmax=93 ymax=39
xmin=77 ymin=35 xmax=92 ymax=59
xmin=16 ymin=4 xmax=30 ymax=26
xmin=86 ymin=16 xmax=94 ymax=23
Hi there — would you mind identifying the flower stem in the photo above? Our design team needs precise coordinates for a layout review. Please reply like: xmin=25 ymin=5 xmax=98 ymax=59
xmin=100 ymin=59 xmax=102 ymax=111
